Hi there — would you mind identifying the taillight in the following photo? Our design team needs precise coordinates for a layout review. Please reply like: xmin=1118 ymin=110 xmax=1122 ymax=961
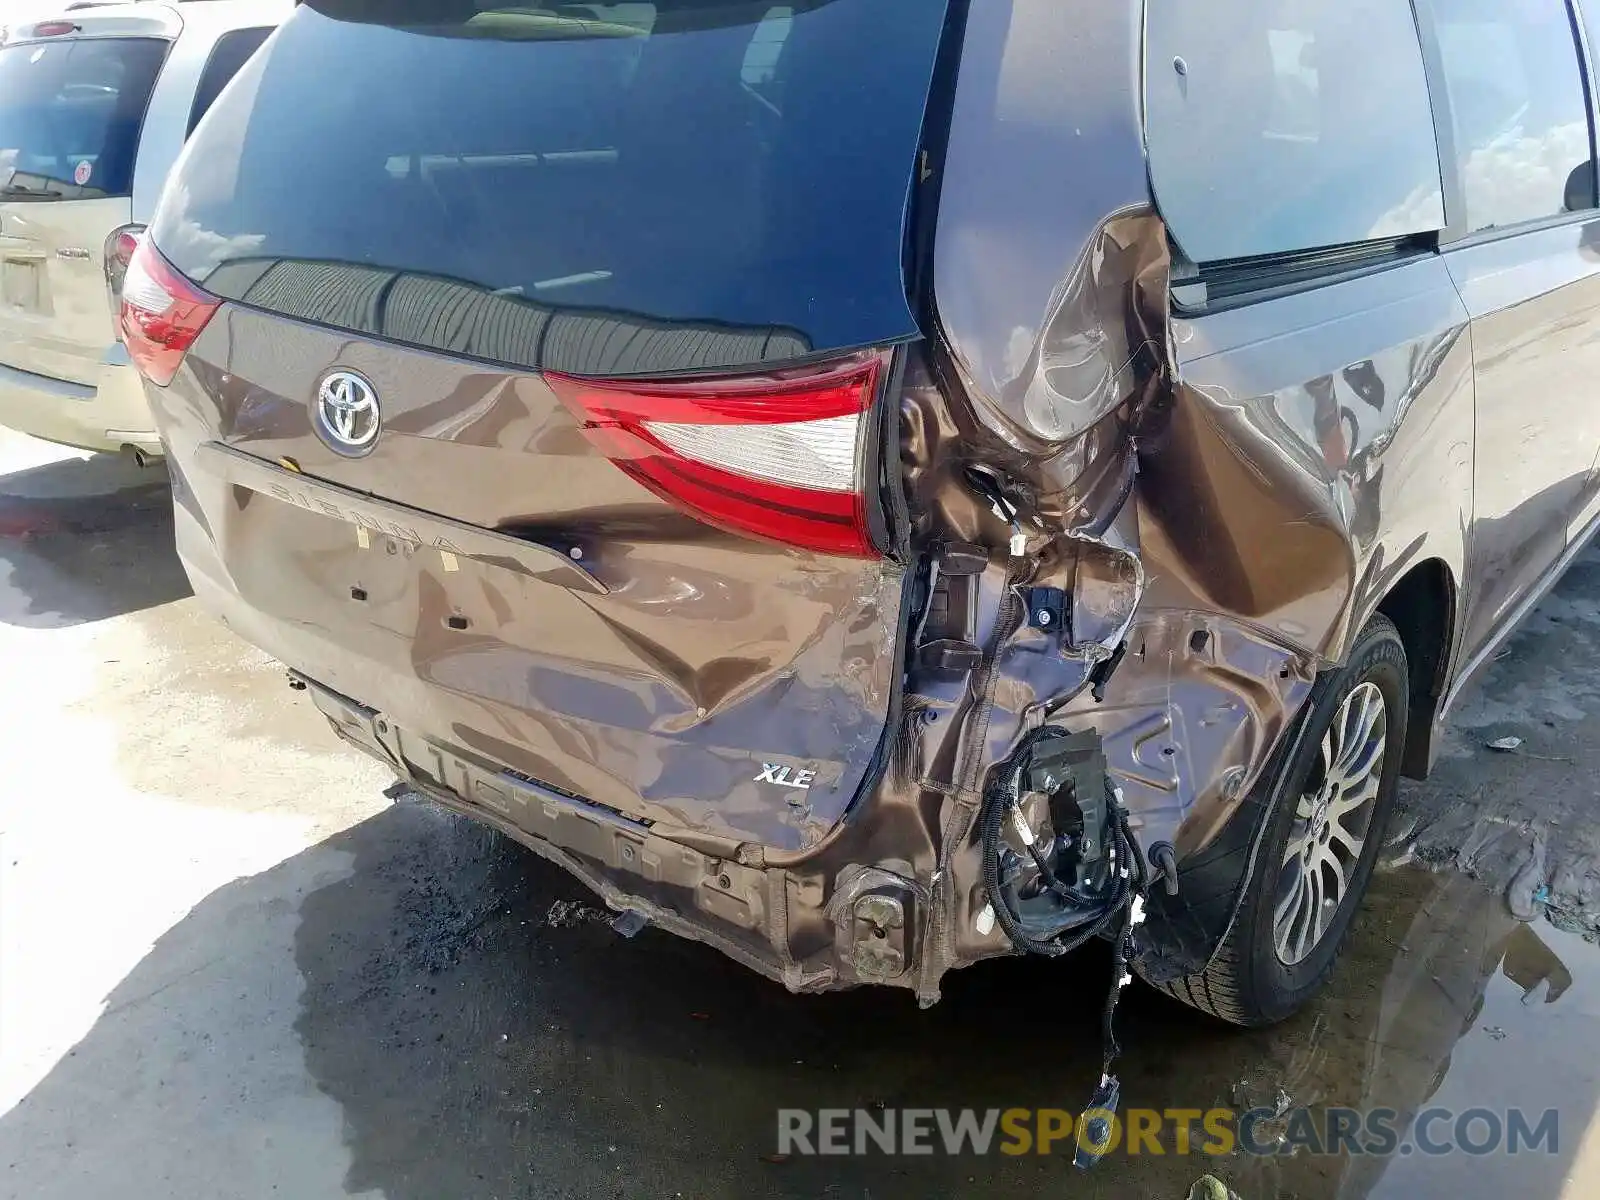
xmin=547 ymin=352 xmax=889 ymax=558
xmin=103 ymin=223 xmax=145 ymax=316
xmin=119 ymin=241 xmax=220 ymax=386
xmin=31 ymin=22 xmax=78 ymax=37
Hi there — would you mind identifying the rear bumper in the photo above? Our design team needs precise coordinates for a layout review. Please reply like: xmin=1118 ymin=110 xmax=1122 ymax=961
xmin=301 ymin=672 xmax=923 ymax=993
xmin=0 ymin=352 xmax=160 ymax=455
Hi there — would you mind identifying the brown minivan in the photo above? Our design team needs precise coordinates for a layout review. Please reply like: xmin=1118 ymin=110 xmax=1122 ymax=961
xmin=128 ymin=0 xmax=1600 ymax=1036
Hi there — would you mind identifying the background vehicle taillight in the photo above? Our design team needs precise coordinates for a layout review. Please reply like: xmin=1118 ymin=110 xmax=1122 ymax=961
xmin=103 ymin=223 xmax=145 ymax=316
xmin=120 ymin=241 xmax=220 ymax=386
xmin=547 ymin=352 xmax=889 ymax=558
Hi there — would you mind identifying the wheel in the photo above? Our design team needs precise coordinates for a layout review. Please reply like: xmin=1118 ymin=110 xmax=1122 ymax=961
xmin=1152 ymin=614 xmax=1409 ymax=1027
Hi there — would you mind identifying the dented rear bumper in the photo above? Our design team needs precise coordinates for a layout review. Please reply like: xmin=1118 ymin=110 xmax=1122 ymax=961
xmin=302 ymin=674 xmax=955 ymax=993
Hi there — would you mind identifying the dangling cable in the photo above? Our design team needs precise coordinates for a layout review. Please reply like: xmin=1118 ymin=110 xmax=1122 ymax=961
xmin=1100 ymin=799 xmax=1148 ymax=1072
xmin=977 ymin=736 xmax=1152 ymax=1172
xmin=1076 ymin=796 xmax=1150 ymax=1171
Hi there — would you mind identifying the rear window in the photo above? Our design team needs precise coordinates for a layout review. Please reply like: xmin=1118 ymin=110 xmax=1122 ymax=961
xmin=0 ymin=36 xmax=167 ymax=200
xmin=152 ymin=1 xmax=950 ymax=378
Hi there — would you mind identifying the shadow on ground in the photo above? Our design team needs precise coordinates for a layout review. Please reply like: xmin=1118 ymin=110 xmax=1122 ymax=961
xmin=0 ymin=452 xmax=190 ymax=628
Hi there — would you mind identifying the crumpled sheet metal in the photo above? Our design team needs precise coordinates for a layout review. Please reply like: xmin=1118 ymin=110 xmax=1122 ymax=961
xmin=924 ymin=96 xmax=1473 ymax=892
xmin=933 ymin=0 xmax=1153 ymax=455
xmin=850 ymin=217 xmax=1473 ymax=995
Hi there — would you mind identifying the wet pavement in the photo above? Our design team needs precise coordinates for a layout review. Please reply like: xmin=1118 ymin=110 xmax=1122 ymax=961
xmin=1 ymin=428 xmax=1598 ymax=1199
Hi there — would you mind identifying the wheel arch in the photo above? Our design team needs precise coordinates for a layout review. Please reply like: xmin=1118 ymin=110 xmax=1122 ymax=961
xmin=1373 ymin=557 xmax=1458 ymax=779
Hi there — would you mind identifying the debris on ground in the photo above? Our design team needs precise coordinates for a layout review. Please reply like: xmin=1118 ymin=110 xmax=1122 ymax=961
xmin=1482 ymin=734 xmax=1571 ymax=762
xmin=545 ymin=899 xmax=608 ymax=929
xmin=610 ymin=909 xmax=649 ymax=938
xmin=1507 ymin=834 xmax=1549 ymax=922
xmin=1187 ymin=1176 xmax=1243 ymax=1200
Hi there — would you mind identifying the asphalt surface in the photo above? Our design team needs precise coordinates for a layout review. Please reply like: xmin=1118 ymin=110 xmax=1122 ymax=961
xmin=1 ymin=428 xmax=1598 ymax=1199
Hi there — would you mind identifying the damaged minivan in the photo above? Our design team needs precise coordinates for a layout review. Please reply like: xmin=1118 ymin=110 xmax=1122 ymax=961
xmin=131 ymin=0 xmax=1600 ymax=1033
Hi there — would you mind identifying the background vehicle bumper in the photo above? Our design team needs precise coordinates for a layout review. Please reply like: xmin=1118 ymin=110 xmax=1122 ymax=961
xmin=0 ymin=352 xmax=161 ymax=457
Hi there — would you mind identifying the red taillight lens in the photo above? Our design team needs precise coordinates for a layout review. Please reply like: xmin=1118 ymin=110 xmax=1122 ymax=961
xmin=32 ymin=22 xmax=78 ymax=37
xmin=547 ymin=352 xmax=889 ymax=558
xmin=119 ymin=241 xmax=220 ymax=386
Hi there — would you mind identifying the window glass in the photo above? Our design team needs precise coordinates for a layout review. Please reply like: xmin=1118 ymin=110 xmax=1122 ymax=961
xmin=1147 ymin=0 xmax=1446 ymax=263
xmin=0 ymin=37 xmax=167 ymax=198
xmin=187 ymin=27 xmax=274 ymax=136
xmin=1432 ymin=0 xmax=1593 ymax=232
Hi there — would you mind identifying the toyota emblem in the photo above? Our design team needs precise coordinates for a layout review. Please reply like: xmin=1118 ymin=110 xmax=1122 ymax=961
xmin=314 ymin=370 xmax=381 ymax=455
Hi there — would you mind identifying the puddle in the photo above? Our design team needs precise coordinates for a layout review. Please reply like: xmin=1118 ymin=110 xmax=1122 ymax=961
xmin=1213 ymin=865 xmax=1600 ymax=1199
xmin=6 ymin=775 xmax=1595 ymax=1200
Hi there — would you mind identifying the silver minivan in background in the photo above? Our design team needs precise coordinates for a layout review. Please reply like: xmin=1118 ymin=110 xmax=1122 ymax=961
xmin=0 ymin=0 xmax=286 ymax=459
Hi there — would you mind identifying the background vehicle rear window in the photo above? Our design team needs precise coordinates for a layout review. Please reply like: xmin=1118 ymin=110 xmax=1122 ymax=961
xmin=1430 ymin=0 xmax=1594 ymax=233
xmin=1146 ymin=0 xmax=1446 ymax=264
xmin=151 ymin=0 xmax=950 ymax=378
xmin=0 ymin=36 xmax=167 ymax=199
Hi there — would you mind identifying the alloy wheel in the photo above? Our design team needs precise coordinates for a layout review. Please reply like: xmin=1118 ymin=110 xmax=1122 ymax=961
xmin=1272 ymin=680 xmax=1388 ymax=966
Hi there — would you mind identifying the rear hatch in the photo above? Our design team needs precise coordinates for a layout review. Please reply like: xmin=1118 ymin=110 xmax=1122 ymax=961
xmin=144 ymin=0 xmax=951 ymax=852
xmin=0 ymin=18 xmax=169 ymax=384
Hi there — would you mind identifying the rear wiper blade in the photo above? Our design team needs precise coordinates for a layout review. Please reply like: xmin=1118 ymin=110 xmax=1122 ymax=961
xmin=0 ymin=183 xmax=66 ymax=199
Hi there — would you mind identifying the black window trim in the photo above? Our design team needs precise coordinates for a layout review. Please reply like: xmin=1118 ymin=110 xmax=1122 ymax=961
xmin=1170 ymin=234 xmax=1438 ymax=316
xmin=1437 ymin=204 xmax=1600 ymax=254
xmin=1416 ymin=0 xmax=1600 ymax=248
xmin=1564 ymin=0 xmax=1598 ymax=210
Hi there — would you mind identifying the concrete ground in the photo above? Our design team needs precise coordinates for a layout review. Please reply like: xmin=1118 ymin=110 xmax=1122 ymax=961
xmin=1 ymin=427 xmax=1598 ymax=1199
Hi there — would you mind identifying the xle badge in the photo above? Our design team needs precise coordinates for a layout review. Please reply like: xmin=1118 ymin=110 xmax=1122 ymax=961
xmin=755 ymin=763 xmax=815 ymax=790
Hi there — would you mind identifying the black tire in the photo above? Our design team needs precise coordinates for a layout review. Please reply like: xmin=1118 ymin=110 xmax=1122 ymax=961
xmin=1150 ymin=614 xmax=1409 ymax=1027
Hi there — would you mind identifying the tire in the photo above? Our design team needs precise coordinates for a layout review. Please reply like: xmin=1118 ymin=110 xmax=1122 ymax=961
xmin=1151 ymin=614 xmax=1409 ymax=1027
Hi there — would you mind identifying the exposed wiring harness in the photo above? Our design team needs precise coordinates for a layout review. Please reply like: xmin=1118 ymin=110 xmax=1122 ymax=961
xmin=978 ymin=730 xmax=1151 ymax=1169
xmin=979 ymin=736 xmax=1146 ymax=958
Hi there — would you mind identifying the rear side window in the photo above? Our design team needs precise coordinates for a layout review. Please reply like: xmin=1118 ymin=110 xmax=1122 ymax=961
xmin=0 ymin=36 xmax=167 ymax=199
xmin=186 ymin=27 xmax=273 ymax=136
xmin=151 ymin=0 xmax=950 ymax=378
xmin=1146 ymin=0 xmax=1446 ymax=264
xmin=1430 ymin=0 xmax=1594 ymax=233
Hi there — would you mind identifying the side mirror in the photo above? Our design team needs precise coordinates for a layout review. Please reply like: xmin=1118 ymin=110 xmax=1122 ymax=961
xmin=1565 ymin=160 xmax=1596 ymax=212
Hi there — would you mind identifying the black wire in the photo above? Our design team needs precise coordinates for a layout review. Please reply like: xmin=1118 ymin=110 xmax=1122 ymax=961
xmin=1024 ymin=839 xmax=1075 ymax=898
xmin=1099 ymin=804 xmax=1147 ymax=1076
